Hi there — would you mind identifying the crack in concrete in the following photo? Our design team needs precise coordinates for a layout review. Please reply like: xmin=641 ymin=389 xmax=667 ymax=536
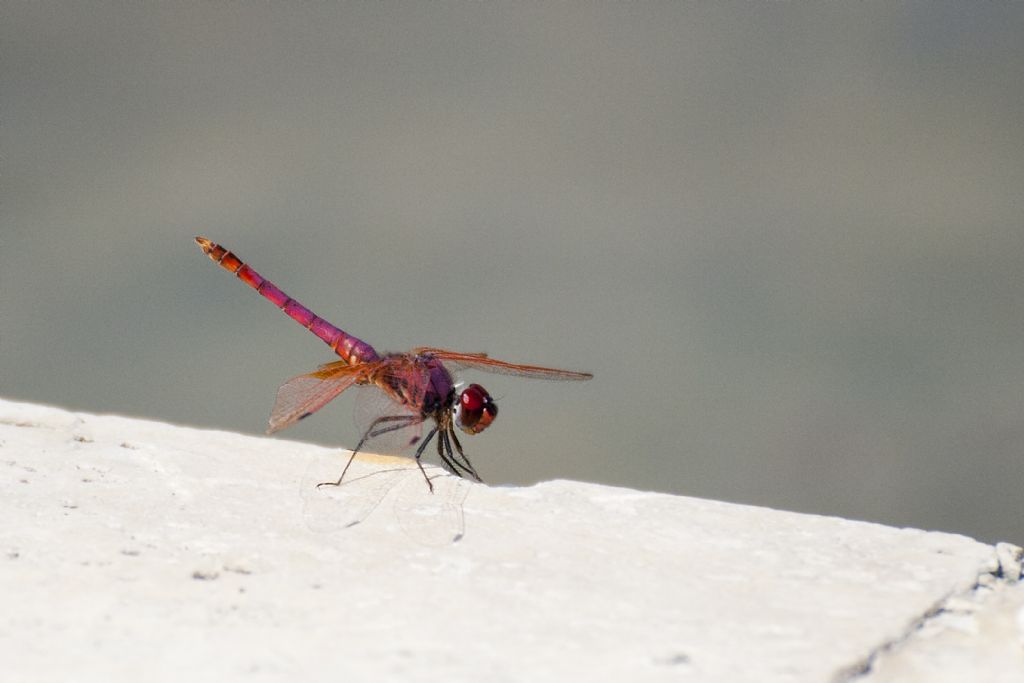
xmin=831 ymin=598 xmax=951 ymax=682
xmin=832 ymin=543 xmax=1023 ymax=682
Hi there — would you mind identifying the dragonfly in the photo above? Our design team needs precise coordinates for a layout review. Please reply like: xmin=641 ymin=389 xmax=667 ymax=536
xmin=194 ymin=236 xmax=592 ymax=494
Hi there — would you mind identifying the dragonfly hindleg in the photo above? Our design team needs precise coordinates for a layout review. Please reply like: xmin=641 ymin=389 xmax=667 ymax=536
xmin=318 ymin=413 xmax=421 ymax=489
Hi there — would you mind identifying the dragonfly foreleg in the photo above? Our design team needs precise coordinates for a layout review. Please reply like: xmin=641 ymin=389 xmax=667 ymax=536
xmin=446 ymin=426 xmax=483 ymax=482
xmin=437 ymin=429 xmax=476 ymax=481
xmin=435 ymin=429 xmax=466 ymax=479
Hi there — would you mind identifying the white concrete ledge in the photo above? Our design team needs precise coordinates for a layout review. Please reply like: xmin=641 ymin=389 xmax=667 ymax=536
xmin=1 ymin=397 xmax=1021 ymax=682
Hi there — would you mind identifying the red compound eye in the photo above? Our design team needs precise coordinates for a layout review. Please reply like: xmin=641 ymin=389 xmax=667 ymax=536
xmin=454 ymin=384 xmax=497 ymax=435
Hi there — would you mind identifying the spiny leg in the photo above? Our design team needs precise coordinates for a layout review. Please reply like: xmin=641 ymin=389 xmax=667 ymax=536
xmin=368 ymin=414 xmax=420 ymax=439
xmin=435 ymin=429 xmax=467 ymax=479
xmin=412 ymin=426 xmax=439 ymax=493
xmin=318 ymin=413 xmax=420 ymax=489
xmin=437 ymin=430 xmax=475 ymax=480
xmin=447 ymin=425 xmax=483 ymax=482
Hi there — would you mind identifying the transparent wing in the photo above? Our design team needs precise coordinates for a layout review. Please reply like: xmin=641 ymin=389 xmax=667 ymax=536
xmin=266 ymin=361 xmax=368 ymax=434
xmin=412 ymin=347 xmax=593 ymax=381
xmin=300 ymin=451 xmax=470 ymax=545
xmin=391 ymin=468 xmax=471 ymax=545
xmin=299 ymin=452 xmax=408 ymax=531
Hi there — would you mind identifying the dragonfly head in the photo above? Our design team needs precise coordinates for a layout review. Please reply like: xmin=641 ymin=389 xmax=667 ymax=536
xmin=453 ymin=383 xmax=498 ymax=435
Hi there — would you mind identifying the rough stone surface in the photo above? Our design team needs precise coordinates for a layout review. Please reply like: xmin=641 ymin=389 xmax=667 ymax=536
xmin=1 ymin=398 xmax=1020 ymax=682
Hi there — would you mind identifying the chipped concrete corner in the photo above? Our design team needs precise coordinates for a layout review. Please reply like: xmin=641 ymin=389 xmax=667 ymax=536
xmin=836 ymin=542 xmax=1024 ymax=683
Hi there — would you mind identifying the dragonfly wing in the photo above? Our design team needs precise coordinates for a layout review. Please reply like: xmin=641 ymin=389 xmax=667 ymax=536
xmin=267 ymin=362 xmax=366 ymax=434
xmin=300 ymin=452 xmax=408 ymax=531
xmin=412 ymin=347 xmax=593 ymax=381
xmin=392 ymin=466 xmax=471 ymax=545
xmin=299 ymin=455 xmax=468 ymax=544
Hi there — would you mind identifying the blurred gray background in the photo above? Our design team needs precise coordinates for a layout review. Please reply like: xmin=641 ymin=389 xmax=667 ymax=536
xmin=3 ymin=2 xmax=1023 ymax=544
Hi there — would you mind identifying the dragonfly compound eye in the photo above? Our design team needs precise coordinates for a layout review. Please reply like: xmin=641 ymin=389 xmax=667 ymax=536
xmin=454 ymin=383 xmax=497 ymax=435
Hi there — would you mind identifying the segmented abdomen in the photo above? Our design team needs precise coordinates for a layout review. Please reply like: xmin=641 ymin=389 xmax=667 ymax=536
xmin=195 ymin=237 xmax=379 ymax=365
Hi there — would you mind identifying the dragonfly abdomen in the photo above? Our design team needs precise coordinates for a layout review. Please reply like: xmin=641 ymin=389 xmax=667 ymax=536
xmin=195 ymin=237 xmax=379 ymax=364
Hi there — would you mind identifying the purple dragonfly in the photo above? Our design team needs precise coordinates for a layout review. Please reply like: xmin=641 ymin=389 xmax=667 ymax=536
xmin=195 ymin=237 xmax=592 ymax=492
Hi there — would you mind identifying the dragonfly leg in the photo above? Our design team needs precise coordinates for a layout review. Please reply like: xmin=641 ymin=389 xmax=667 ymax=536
xmin=446 ymin=426 xmax=483 ymax=482
xmin=435 ymin=429 xmax=466 ymax=479
xmin=368 ymin=414 xmax=420 ymax=439
xmin=317 ymin=414 xmax=420 ymax=489
xmin=413 ymin=426 xmax=439 ymax=493
xmin=437 ymin=430 xmax=475 ymax=480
